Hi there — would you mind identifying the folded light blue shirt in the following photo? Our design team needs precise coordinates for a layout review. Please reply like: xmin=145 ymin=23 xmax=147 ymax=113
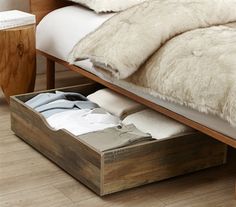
xmin=25 ymin=91 xmax=99 ymax=118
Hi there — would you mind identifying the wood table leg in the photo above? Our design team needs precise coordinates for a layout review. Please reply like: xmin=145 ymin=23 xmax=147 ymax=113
xmin=0 ymin=25 xmax=36 ymax=103
xmin=46 ymin=58 xmax=55 ymax=89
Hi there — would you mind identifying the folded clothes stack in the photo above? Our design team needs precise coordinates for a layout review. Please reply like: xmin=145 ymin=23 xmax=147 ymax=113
xmin=25 ymin=90 xmax=153 ymax=151
xmin=89 ymin=89 xmax=195 ymax=140
xmin=26 ymin=88 xmax=193 ymax=151
xmin=87 ymin=88 xmax=145 ymax=119
xmin=26 ymin=91 xmax=99 ymax=118
xmin=123 ymin=109 xmax=195 ymax=140
xmin=25 ymin=91 xmax=120 ymax=135
xmin=46 ymin=108 xmax=120 ymax=136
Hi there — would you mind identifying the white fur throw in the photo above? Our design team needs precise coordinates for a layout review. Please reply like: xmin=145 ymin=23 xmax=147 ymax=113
xmin=127 ymin=24 xmax=236 ymax=126
xmin=69 ymin=0 xmax=236 ymax=79
xmin=68 ymin=0 xmax=147 ymax=13
xmin=68 ymin=0 xmax=236 ymax=126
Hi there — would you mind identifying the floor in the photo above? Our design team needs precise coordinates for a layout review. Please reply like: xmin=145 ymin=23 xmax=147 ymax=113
xmin=1 ymin=71 xmax=236 ymax=207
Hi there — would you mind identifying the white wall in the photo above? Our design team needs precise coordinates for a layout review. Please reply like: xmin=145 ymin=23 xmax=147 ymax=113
xmin=0 ymin=0 xmax=66 ymax=74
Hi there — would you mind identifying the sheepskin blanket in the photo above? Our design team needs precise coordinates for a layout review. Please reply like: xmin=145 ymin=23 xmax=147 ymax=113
xmin=127 ymin=24 xmax=236 ymax=126
xmin=69 ymin=0 xmax=236 ymax=126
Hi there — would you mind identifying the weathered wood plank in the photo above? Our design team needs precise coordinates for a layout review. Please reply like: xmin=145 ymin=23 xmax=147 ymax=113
xmin=10 ymin=85 xmax=102 ymax=194
xmin=102 ymin=134 xmax=227 ymax=195
xmin=10 ymin=84 xmax=227 ymax=196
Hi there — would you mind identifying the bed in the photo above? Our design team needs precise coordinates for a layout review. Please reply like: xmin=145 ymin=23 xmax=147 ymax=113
xmin=30 ymin=0 xmax=236 ymax=150
xmin=26 ymin=0 xmax=236 ymax=197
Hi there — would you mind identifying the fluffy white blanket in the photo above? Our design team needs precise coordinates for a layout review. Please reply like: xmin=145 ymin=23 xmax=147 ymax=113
xmin=69 ymin=0 xmax=236 ymax=126
xmin=127 ymin=24 xmax=236 ymax=126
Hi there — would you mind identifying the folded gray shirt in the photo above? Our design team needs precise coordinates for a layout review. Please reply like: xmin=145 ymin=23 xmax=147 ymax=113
xmin=79 ymin=124 xmax=153 ymax=152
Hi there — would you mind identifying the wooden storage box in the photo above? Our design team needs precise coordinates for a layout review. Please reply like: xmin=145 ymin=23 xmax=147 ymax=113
xmin=10 ymin=83 xmax=227 ymax=196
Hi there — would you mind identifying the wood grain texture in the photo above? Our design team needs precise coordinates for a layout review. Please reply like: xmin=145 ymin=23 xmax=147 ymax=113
xmin=30 ymin=0 xmax=73 ymax=24
xmin=102 ymin=134 xmax=227 ymax=195
xmin=10 ymin=83 xmax=227 ymax=196
xmin=0 ymin=25 xmax=36 ymax=103
xmin=1 ymin=72 xmax=236 ymax=206
xmin=11 ymin=83 xmax=102 ymax=195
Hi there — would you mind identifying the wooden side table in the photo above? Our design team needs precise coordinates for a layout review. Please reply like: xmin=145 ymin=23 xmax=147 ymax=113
xmin=0 ymin=24 xmax=36 ymax=103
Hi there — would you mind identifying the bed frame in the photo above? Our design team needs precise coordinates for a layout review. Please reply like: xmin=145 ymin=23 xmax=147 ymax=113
xmin=30 ymin=0 xmax=236 ymax=195
xmin=30 ymin=0 xmax=236 ymax=148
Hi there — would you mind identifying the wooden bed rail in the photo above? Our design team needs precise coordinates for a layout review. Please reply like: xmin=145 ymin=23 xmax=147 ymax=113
xmin=30 ymin=0 xmax=236 ymax=150
xmin=29 ymin=0 xmax=73 ymax=24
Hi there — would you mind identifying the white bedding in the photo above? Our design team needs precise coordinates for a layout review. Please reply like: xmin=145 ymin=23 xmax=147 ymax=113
xmin=36 ymin=5 xmax=236 ymax=140
xmin=36 ymin=5 xmax=114 ymax=61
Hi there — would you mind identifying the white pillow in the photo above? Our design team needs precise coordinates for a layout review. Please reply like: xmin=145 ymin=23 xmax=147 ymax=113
xmin=69 ymin=0 xmax=147 ymax=13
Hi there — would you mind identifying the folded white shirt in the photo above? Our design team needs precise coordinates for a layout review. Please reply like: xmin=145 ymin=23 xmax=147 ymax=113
xmin=46 ymin=108 xmax=120 ymax=136
xmin=122 ymin=109 xmax=195 ymax=140
xmin=87 ymin=88 xmax=144 ymax=119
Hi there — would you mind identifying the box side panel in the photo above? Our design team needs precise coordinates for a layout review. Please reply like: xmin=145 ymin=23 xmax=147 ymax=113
xmin=103 ymin=134 xmax=227 ymax=195
xmin=11 ymin=97 xmax=102 ymax=195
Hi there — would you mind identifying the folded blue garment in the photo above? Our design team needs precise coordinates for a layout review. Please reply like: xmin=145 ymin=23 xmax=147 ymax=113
xmin=25 ymin=91 xmax=99 ymax=118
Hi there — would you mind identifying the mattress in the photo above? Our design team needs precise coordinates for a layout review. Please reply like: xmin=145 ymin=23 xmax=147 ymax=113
xmin=36 ymin=5 xmax=114 ymax=61
xmin=36 ymin=5 xmax=236 ymax=139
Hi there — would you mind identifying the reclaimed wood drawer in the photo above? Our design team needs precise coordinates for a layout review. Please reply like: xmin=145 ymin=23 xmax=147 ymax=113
xmin=10 ymin=83 xmax=227 ymax=196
